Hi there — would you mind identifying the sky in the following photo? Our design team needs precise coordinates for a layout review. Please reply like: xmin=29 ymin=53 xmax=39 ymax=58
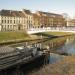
xmin=0 ymin=0 xmax=75 ymax=17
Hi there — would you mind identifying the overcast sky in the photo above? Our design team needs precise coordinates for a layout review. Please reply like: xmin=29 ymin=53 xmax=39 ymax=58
xmin=0 ymin=0 xmax=75 ymax=17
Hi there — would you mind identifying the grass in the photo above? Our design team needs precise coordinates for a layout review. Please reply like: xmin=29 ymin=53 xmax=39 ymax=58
xmin=0 ymin=31 xmax=47 ymax=44
xmin=0 ymin=31 xmax=29 ymax=42
xmin=0 ymin=31 xmax=74 ymax=41
xmin=0 ymin=31 xmax=74 ymax=44
xmin=42 ymin=32 xmax=74 ymax=36
xmin=35 ymin=32 xmax=74 ymax=37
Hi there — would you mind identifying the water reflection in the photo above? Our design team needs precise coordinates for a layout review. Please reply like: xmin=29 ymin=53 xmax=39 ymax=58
xmin=49 ymin=53 xmax=64 ymax=64
xmin=57 ymin=36 xmax=75 ymax=55
xmin=11 ymin=35 xmax=75 ymax=64
xmin=39 ymin=35 xmax=75 ymax=55
xmin=1 ymin=35 xmax=75 ymax=75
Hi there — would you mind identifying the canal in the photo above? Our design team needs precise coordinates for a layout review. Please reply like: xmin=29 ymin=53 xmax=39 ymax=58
xmin=1 ymin=35 xmax=75 ymax=75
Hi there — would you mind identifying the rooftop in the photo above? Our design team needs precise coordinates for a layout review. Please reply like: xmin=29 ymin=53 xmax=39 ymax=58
xmin=0 ymin=9 xmax=26 ymax=17
xmin=36 ymin=11 xmax=63 ymax=18
xmin=22 ymin=9 xmax=32 ymax=15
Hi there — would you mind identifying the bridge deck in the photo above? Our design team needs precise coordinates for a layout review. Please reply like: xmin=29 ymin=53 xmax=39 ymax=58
xmin=27 ymin=27 xmax=75 ymax=34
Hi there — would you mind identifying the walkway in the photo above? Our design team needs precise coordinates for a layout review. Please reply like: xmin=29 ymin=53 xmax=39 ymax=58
xmin=27 ymin=27 xmax=75 ymax=34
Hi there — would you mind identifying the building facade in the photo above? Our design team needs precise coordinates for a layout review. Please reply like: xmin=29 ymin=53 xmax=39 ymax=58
xmin=0 ymin=9 xmax=67 ymax=31
xmin=35 ymin=11 xmax=66 ymax=27
xmin=22 ymin=9 xmax=33 ymax=29
xmin=0 ymin=9 xmax=27 ymax=31
xmin=66 ymin=18 xmax=75 ymax=27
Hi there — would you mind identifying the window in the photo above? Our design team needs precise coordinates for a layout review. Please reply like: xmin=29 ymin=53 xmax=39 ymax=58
xmin=5 ymin=20 xmax=6 ymax=23
xmin=7 ymin=20 xmax=9 ymax=24
xmin=14 ymin=20 xmax=15 ymax=24
xmin=8 ymin=25 xmax=9 ymax=28
xmin=10 ymin=20 xmax=12 ymax=23
xmin=2 ymin=20 xmax=3 ymax=23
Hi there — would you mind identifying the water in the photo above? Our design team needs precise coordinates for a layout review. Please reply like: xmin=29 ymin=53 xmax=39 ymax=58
xmin=41 ymin=35 xmax=75 ymax=55
xmin=53 ymin=36 xmax=75 ymax=55
xmin=1 ymin=35 xmax=75 ymax=75
xmin=49 ymin=53 xmax=64 ymax=64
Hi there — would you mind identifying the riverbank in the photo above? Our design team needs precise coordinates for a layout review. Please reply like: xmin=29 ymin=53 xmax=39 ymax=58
xmin=0 ymin=31 xmax=75 ymax=75
xmin=27 ymin=56 xmax=75 ymax=75
xmin=0 ymin=31 xmax=48 ymax=45
xmin=35 ymin=31 xmax=75 ymax=37
xmin=0 ymin=31 xmax=74 ymax=45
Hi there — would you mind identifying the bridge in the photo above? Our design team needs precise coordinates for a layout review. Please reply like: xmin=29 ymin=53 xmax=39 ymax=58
xmin=27 ymin=27 xmax=75 ymax=34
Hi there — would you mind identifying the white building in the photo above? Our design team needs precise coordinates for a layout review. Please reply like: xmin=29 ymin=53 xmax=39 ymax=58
xmin=0 ymin=9 xmax=27 ymax=31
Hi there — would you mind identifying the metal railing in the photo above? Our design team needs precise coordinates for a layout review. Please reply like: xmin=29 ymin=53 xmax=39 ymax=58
xmin=27 ymin=27 xmax=75 ymax=34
